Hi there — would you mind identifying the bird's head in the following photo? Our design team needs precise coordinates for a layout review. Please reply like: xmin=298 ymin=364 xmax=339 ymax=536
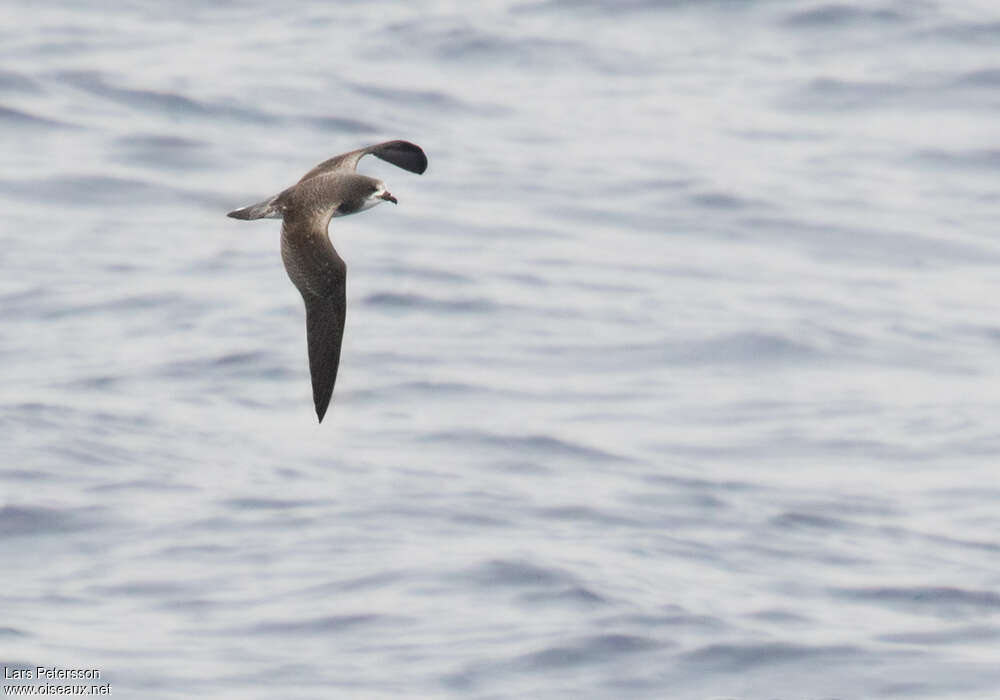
xmin=366 ymin=180 xmax=397 ymax=208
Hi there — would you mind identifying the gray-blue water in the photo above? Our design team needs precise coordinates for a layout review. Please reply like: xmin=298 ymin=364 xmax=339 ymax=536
xmin=3 ymin=1 xmax=1000 ymax=698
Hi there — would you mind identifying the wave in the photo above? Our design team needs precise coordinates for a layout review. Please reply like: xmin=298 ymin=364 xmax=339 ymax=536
xmin=363 ymin=292 xmax=499 ymax=313
xmin=785 ymin=70 xmax=1000 ymax=113
xmin=223 ymin=497 xmax=320 ymax=510
xmin=0 ymin=70 xmax=42 ymax=94
xmin=916 ymin=20 xmax=1000 ymax=44
xmin=298 ymin=115 xmax=376 ymax=133
xmin=740 ymin=215 xmax=1000 ymax=266
xmin=534 ymin=505 xmax=640 ymax=527
xmin=521 ymin=585 xmax=609 ymax=606
xmin=0 ymin=174 xmax=192 ymax=207
xmin=0 ymin=104 xmax=70 ymax=128
xmin=768 ymin=511 xmax=853 ymax=531
xmin=56 ymin=70 xmax=379 ymax=133
xmin=514 ymin=633 xmax=658 ymax=670
xmin=911 ymin=148 xmax=1000 ymax=170
xmin=348 ymin=81 xmax=502 ymax=116
xmin=835 ymin=586 xmax=1000 ymax=616
xmin=58 ymin=70 xmax=272 ymax=122
xmin=783 ymin=5 xmax=904 ymax=28
xmin=464 ymin=559 xmax=577 ymax=588
xmin=681 ymin=641 xmax=862 ymax=669
xmin=246 ymin=613 xmax=405 ymax=635
xmin=0 ymin=505 xmax=95 ymax=537
xmin=345 ymin=380 xmax=500 ymax=404
xmin=786 ymin=77 xmax=910 ymax=111
xmin=688 ymin=191 xmax=762 ymax=211
xmin=112 ymin=133 xmax=211 ymax=170
xmin=421 ymin=429 xmax=629 ymax=463
xmin=160 ymin=350 xmax=293 ymax=381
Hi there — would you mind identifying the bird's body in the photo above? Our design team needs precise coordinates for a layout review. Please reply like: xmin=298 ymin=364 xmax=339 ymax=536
xmin=227 ymin=140 xmax=428 ymax=422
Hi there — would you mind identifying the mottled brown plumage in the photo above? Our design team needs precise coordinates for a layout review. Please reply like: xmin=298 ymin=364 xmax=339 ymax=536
xmin=227 ymin=140 xmax=428 ymax=422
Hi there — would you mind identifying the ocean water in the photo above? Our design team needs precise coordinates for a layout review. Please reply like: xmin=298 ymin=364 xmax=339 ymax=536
xmin=2 ymin=0 xmax=1000 ymax=697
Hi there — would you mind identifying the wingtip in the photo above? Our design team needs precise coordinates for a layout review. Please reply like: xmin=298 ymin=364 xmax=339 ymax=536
xmin=375 ymin=140 xmax=428 ymax=175
xmin=404 ymin=143 xmax=428 ymax=175
xmin=227 ymin=206 xmax=252 ymax=219
xmin=227 ymin=198 xmax=281 ymax=220
xmin=408 ymin=146 xmax=428 ymax=175
xmin=315 ymin=402 xmax=329 ymax=423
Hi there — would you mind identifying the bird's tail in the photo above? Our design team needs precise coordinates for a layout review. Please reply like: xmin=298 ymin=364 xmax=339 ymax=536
xmin=227 ymin=195 xmax=282 ymax=220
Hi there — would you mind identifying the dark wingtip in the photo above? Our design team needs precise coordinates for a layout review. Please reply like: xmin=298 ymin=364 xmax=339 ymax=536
xmin=373 ymin=140 xmax=428 ymax=175
xmin=227 ymin=198 xmax=280 ymax=220
xmin=315 ymin=398 xmax=330 ymax=423
xmin=227 ymin=206 xmax=254 ymax=220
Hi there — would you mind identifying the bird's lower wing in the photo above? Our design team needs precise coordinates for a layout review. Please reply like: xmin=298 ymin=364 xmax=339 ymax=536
xmin=281 ymin=223 xmax=347 ymax=423
xmin=304 ymin=290 xmax=346 ymax=423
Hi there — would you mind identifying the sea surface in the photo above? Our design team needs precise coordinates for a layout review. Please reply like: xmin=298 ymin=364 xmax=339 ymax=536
xmin=2 ymin=1 xmax=1000 ymax=698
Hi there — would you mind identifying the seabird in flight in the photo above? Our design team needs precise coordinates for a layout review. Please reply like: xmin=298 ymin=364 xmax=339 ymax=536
xmin=227 ymin=140 xmax=428 ymax=422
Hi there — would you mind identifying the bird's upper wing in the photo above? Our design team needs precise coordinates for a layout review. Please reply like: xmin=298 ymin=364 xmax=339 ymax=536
xmin=280 ymin=218 xmax=347 ymax=423
xmin=297 ymin=140 xmax=428 ymax=183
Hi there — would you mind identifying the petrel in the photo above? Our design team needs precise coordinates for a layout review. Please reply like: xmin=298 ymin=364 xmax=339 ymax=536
xmin=227 ymin=140 xmax=428 ymax=422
